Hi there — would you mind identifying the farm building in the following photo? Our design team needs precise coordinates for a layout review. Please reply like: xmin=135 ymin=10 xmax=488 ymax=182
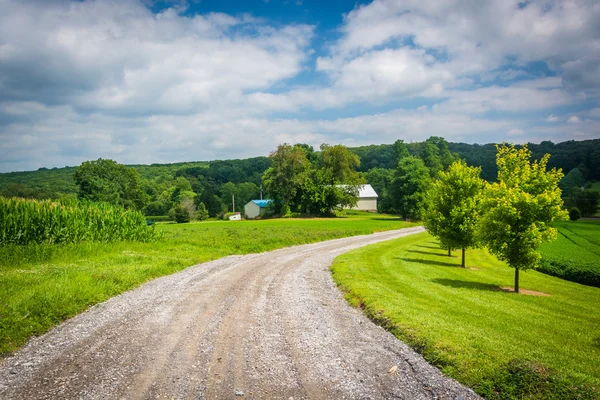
xmin=337 ymin=184 xmax=379 ymax=212
xmin=244 ymin=199 xmax=272 ymax=219
xmin=352 ymin=184 xmax=378 ymax=212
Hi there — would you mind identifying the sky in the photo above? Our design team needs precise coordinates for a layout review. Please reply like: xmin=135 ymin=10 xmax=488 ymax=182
xmin=0 ymin=0 xmax=599 ymax=172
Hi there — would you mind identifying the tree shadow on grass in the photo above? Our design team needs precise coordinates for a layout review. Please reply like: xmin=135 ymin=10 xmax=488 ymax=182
xmin=370 ymin=217 xmax=403 ymax=221
xmin=408 ymin=249 xmax=451 ymax=257
xmin=416 ymin=244 xmax=443 ymax=250
xmin=432 ymin=278 xmax=502 ymax=292
xmin=398 ymin=257 xmax=460 ymax=268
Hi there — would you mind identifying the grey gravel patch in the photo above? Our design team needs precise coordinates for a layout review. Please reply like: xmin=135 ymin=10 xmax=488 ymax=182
xmin=0 ymin=226 xmax=480 ymax=399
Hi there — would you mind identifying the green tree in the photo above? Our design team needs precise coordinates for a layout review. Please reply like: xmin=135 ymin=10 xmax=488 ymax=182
xmin=479 ymin=144 xmax=567 ymax=293
xmin=262 ymin=144 xmax=311 ymax=215
xmin=559 ymin=167 xmax=585 ymax=199
xmin=391 ymin=156 xmax=431 ymax=220
xmin=74 ymin=158 xmax=148 ymax=210
xmin=365 ymin=167 xmax=395 ymax=212
xmin=320 ymin=144 xmax=362 ymax=185
xmin=571 ymin=189 xmax=600 ymax=216
xmin=424 ymin=160 xmax=485 ymax=267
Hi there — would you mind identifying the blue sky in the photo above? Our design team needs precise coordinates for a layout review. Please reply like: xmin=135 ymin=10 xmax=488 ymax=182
xmin=0 ymin=0 xmax=599 ymax=172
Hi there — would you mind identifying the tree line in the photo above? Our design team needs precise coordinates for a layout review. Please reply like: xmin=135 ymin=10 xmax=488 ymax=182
xmin=1 ymin=138 xmax=599 ymax=220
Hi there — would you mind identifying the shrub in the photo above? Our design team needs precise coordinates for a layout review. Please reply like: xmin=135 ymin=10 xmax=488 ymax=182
xmin=196 ymin=202 xmax=209 ymax=221
xmin=569 ymin=207 xmax=581 ymax=221
xmin=173 ymin=206 xmax=191 ymax=223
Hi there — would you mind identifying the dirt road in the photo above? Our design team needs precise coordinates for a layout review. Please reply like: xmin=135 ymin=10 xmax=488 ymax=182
xmin=0 ymin=227 xmax=479 ymax=399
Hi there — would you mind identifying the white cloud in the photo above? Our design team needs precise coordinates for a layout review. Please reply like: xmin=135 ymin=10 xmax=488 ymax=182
xmin=0 ymin=0 xmax=314 ymax=116
xmin=0 ymin=0 xmax=599 ymax=172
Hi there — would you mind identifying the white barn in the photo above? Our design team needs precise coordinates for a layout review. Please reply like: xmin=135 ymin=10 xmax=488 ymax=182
xmin=244 ymin=199 xmax=272 ymax=219
xmin=352 ymin=184 xmax=378 ymax=212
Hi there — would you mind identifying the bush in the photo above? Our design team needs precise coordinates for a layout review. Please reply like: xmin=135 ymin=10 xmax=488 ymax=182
xmin=196 ymin=202 xmax=209 ymax=221
xmin=173 ymin=206 xmax=191 ymax=223
xmin=569 ymin=207 xmax=581 ymax=221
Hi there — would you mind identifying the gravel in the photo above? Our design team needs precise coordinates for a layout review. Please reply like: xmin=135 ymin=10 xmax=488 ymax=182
xmin=0 ymin=226 xmax=480 ymax=399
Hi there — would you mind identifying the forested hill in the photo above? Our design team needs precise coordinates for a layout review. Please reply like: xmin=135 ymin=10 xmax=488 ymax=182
xmin=352 ymin=139 xmax=600 ymax=182
xmin=1 ymin=138 xmax=599 ymax=202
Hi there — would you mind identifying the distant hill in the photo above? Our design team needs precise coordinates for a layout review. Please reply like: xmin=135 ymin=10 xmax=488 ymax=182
xmin=1 ymin=138 xmax=599 ymax=200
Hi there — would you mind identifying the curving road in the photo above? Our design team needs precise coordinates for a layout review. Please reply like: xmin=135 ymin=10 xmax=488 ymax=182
xmin=0 ymin=226 xmax=479 ymax=399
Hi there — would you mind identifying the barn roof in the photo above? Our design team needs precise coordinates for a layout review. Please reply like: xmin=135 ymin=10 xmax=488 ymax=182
xmin=337 ymin=184 xmax=378 ymax=198
xmin=250 ymin=199 xmax=272 ymax=208
xmin=358 ymin=184 xmax=378 ymax=198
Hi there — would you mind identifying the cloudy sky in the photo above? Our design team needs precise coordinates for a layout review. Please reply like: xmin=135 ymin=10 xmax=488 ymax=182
xmin=1 ymin=0 xmax=599 ymax=172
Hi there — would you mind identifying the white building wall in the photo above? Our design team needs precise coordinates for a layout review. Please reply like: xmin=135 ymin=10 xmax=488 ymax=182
xmin=244 ymin=202 xmax=261 ymax=219
xmin=354 ymin=198 xmax=377 ymax=212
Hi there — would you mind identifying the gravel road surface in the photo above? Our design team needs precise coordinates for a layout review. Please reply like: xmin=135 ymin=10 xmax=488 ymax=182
xmin=0 ymin=226 xmax=480 ymax=399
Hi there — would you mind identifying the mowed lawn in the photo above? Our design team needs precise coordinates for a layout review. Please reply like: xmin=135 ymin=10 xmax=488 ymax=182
xmin=0 ymin=214 xmax=412 ymax=356
xmin=331 ymin=232 xmax=600 ymax=399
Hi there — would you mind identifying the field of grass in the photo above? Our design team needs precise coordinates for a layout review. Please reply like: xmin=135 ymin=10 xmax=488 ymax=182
xmin=0 ymin=213 xmax=411 ymax=356
xmin=331 ymin=232 xmax=600 ymax=399
xmin=538 ymin=221 xmax=600 ymax=287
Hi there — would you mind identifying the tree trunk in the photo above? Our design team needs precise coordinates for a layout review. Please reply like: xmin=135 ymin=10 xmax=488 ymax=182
xmin=514 ymin=268 xmax=520 ymax=293
xmin=461 ymin=248 xmax=466 ymax=268
xmin=448 ymin=248 xmax=451 ymax=257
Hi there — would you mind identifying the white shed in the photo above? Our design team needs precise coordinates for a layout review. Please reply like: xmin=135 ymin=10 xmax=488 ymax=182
xmin=338 ymin=184 xmax=378 ymax=212
xmin=244 ymin=199 xmax=272 ymax=219
xmin=353 ymin=184 xmax=378 ymax=212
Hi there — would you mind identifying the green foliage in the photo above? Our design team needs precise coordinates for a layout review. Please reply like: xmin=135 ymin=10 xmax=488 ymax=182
xmin=262 ymin=143 xmax=363 ymax=216
xmin=331 ymin=233 xmax=600 ymax=400
xmin=364 ymin=167 xmax=395 ymax=212
xmin=479 ymin=144 xmax=567 ymax=291
xmin=560 ymin=168 xmax=585 ymax=195
xmin=391 ymin=156 xmax=431 ymax=220
xmin=0 ymin=197 xmax=156 ymax=245
xmin=424 ymin=160 xmax=485 ymax=265
xmin=196 ymin=202 xmax=209 ymax=221
xmin=173 ymin=205 xmax=191 ymax=223
xmin=538 ymin=221 xmax=600 ymax=287
xmin=320 ymin=143 xmax=362 ymax=185
xmin=570 ymin=189 xmax=600 ymax=216
xmin=569 ymin=207 xmax=581 ymax=221
xmin=419 ymin=136 xmax=457 ymax=177
xmin=262 ymin=143 xmax=311 ymax=214
xmin=74 ymin=158 xmax=148 ymax=210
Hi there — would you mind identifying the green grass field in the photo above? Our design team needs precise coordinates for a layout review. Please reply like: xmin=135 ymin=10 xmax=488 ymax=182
xmin=331 ymin=232 xmax=600 ymax=399
xmin=539 ymin=221 xmax=600 ymax=287
xmin=0 ymin=213 xmax=411 ymax=356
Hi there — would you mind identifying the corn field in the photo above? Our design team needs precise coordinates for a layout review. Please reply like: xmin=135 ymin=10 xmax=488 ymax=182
xmin=0 ymin=197 xmax=156 ymax=245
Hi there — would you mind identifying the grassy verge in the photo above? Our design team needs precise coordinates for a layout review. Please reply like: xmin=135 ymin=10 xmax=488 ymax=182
xmin=538 ymin=221 xmax=600 ymax=287
xmin=0 ymin=214 xmax=410 ymax=356
xmin=331 ymin=232 xmax=600 ymax=399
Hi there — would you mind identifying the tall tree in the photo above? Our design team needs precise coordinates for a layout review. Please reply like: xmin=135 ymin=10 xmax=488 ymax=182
xmin=424 ymin=160 xmax=485 ymax=267
xmin=391 ymin=156 xmax=431 ymax=220
xmin=479 ymin=144 xmax=567 ymax=293
xmin=262 ymin=144 xmax=311 ymax=215
xmin=74 ymin=158 xmax=148 ymax=210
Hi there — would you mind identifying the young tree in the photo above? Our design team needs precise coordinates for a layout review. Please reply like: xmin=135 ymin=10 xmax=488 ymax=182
xmin=479 ymin=144 xmax=567 ymax=293
xmin=424 ymin=160 xmax=485 ymax=267
xmin=391 ymin=156 xmax=431 ymax=220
